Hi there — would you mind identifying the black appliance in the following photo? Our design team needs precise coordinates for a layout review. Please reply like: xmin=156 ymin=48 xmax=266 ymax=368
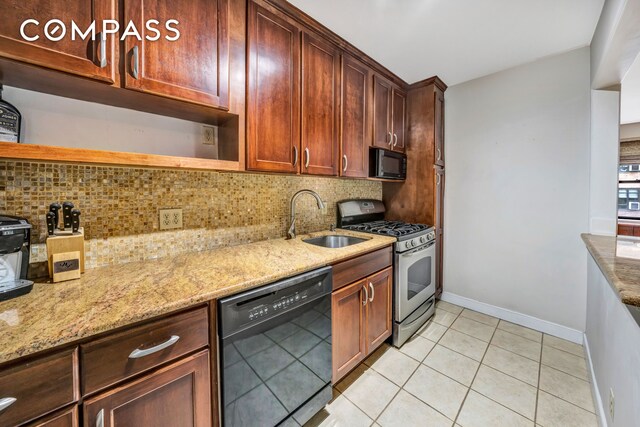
xmin=369 ymin=147 xmax=407 ymax=180
xmin=218 ymin=267 xmax=333 ymax=427
xmin=0 ymin=85 xmax=21 ymax=143
xmin=0 ymin=215 xmax=33 ymax=301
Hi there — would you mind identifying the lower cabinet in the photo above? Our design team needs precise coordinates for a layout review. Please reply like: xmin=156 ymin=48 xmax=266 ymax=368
xmin=26 ymin=407 xmax=78 ymax=427
xmin=332 ymin=266 xmax=392 ymax=383
xmin=83 ymin=350 xmax=211 ymax=427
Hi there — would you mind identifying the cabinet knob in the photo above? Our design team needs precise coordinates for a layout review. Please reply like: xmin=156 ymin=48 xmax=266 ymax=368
xmin=369 ymin=282 xmax=375 ymax=303
xmin=131 ymin=46 xmax=139 ymax=79
xmin=0 ymin=397 xmax=16 ymax=413
xmin=97 ymin=32 xmax=107 ymax=68
xmin=293 ymin=146 xmax=298 ymax=167
xmin=304 ymin=147 xmax=310 ymax=168
xmin=342 ymin=154 xmax=348 ymax=172
xmin=387 ymin=132 xmax=392 ymax=146
xmin=128 ymin=335 xmax=180 ymax=359
xmin=393 ymin=134 xmax=398 ymax=147
xmin=437 ymin=148 xmax=442 ymax=161
xmin=96 ymin=408 xmax=105 ymax=427
xmin=362 ymin=285 xmax=369 ymax=305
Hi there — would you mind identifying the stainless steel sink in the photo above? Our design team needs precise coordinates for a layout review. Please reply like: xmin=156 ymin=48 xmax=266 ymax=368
xmin=302 ymin=234 xmax=369 ymax=248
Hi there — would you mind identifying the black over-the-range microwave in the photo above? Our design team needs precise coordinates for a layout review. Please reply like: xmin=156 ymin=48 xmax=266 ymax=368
xmin=369 ymin=147 xmax=407 ymax=180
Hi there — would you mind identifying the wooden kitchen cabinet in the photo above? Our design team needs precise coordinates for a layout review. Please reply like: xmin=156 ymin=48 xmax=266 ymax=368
xmin=366 ymin=268 xmax=393 ymax=350
xmin=373 ymin=75 xmax=406 ymax=153
xmin=83 ymin=350 xmax=211 ymax=427
xmin=123 ymin=0 xmax=229 ymax=108
xmin=435 ymin=88 xmax=445 ymax=166
xmin=0 ymin=0 xmax=117 ymax=84
xmin=247 ymin=1 xmax=301 ymax=173
xmin=301 ymin=31 xmax=340 ymax=176
xmin=331 ymin=249 xmax=393 ymax=383
xmin=340 ymin=54 xmax=371 ymax=178
xmin=26 ymin=406 xmax=78 ymax=427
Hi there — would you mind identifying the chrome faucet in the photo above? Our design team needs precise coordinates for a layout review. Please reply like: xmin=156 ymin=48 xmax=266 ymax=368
xmin=287 ymin=190 xmax=326 ymax=239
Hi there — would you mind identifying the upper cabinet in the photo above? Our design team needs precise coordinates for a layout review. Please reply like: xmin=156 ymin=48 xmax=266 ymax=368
xmin=123 ymin=0 xmax=229 ymax=107
xmin=340 ymin=54 xmax=371 ymax=178
xmin=0 ymin=0 xmax=117 ymax=84
xmin=246 ymin=1 xmax=301 ymax=173
xmin=373 ymin=75 xmax=406 ymax=153
xmin=435 ymin=88 xmax=445 ymax=166
xmin=301 ymin=32 xmax=340 ymax=176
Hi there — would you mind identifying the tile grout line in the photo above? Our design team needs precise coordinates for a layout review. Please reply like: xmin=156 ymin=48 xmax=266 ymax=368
xmin=534 ymin=331 xmax=544 ymax=425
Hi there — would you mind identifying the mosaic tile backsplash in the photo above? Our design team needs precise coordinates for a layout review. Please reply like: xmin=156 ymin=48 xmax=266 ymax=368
xmin=0 ymin=161 xmax=381 ymax=270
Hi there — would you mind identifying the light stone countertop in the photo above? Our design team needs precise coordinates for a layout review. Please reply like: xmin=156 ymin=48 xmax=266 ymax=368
xmin=0 ymin=230 xmax=395 ymax=364
xmin=582 ymin=233 xmax=640 ymax=307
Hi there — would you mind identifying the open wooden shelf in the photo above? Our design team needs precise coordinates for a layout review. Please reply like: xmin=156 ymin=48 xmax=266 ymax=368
xmin=0 ymin=142 xmax=242 ymax=172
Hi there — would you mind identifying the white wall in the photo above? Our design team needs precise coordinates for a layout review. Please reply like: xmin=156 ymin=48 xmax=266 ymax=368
xmin=620 ymin=122 xmax=640 ymax=140
xmin=444 ymin=47 xmax=591 ymax=332
xmin=3 ymin=86 xmax=219 ymax=158
xmin=585 ymin=255 xmax=640 ymax=427
xmin=589 ymin=90 xmax=620 ymax=235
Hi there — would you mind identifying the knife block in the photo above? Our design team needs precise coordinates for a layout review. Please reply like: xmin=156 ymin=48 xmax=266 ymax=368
xmin=46 ymin=228 xmax=85 ymax=279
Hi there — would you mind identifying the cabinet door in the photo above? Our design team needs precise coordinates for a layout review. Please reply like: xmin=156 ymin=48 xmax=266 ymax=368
xmin=435 ymin=89 xmax=445 ymax=166
xmin=247 ymin=1 xmax=300 ymax=173
xmin=391 ymin=89 xmax=406 ymax=152
xmin=301 ymin=32 xmax=339 ymax=176
xmin=27 ymin=406 xmax=78 ymax=427
xmin=332 ymin=279 xmax=367 ymax=383
xmin=365 ymin=267 xmax=392 ymax=351
xmin=372 ymin=75 xmax=392 ymax=149
xmin=340 ymin=54 xmax=370 ymax=178
xmin=0 ymin=0 xmax=116 ymax=83
xmin=83 ymin=351 xmax=211 ymax=427
xmin=123 ymin=0 xmax=229 ymax=108
xmin=435 ymin=168 xmax=445 ymax=297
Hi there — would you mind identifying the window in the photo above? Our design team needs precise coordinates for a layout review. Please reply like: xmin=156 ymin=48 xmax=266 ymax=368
xmin=618 ymin=164 xmax=640 ymax=219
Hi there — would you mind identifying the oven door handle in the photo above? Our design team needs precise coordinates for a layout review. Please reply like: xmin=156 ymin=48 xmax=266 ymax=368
xmin=400 ymin=242 xmax=435 ymax=257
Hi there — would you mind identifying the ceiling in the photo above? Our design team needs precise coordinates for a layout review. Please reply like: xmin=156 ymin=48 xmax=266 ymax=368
xmin=622 ymin=54 xmax=640 ymax=124
xmin=288 ymin=0 xmax=604 ymax=86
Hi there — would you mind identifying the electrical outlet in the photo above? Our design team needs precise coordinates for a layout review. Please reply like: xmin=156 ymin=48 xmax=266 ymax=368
xmin=159 ymin=208 xmax=183 ymax=230
xmin=202 ymin=125 xmax=217 ymax=146
xmin=609 ymin=388 xmax=615 ymax=421
xmin=321 ymin=200 xmax=328 ymax=215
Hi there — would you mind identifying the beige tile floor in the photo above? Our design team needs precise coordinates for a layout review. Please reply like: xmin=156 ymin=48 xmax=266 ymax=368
xmin=306 ymin=300 xmax=599 ymax=427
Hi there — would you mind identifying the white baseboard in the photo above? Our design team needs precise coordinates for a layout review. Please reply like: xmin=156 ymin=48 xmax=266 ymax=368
xmin=583 ymin=334 xmax=608 ymax=427
xmin=439 ymin=292 xmax=584 ymax=344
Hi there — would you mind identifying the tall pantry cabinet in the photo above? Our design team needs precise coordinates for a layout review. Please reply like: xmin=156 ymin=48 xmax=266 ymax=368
xmin=382 ymin=77 xmax=447 ymax=297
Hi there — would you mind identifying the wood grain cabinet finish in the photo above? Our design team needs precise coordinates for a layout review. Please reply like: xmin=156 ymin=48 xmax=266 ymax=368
xmin=372 ymin=75 xmax=393 ymax=150
xmin=81 ymin=307 xmax=209 ymax=396
xmin=332 ymin=246 xmax=393 ymax=291
xmin=247 ymin=1 xmax=301 ymax=173
xmin=123 ymin=0 xmax=229 ymax=108
xmin=331 ymin=279 xmax=367 ymax=383
xmin=0 ymin=0 xmax=117 ymax=83
xmin=83 ymin=350 xmax=211 ymax=427
xmin=391 ymin=89 xmax=407 ymax=152
xmin=365 ymin=267 xmax=392 ymax=350
xmin=26 ymin=406 xmax=78 ymax=427
xmin=0 ymin=349 xmax=78 ymax=427
xmin=435 ymin=89 xmax=445 ymax=166
xmin=340 ymin=54 xmax=371 ymax=178
xmin=301 ymin=32 xmax=340 ymax=176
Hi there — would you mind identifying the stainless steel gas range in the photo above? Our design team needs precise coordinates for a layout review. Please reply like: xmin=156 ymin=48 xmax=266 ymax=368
xmin=337 ymin=199 xmax=436 ymax=347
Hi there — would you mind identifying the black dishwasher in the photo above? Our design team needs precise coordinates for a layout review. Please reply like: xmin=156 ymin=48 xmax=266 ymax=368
xmin=218 ymin=267 xmax=332 ymax=427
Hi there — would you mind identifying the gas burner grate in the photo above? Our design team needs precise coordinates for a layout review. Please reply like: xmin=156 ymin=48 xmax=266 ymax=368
xmin=343 ymin=220 xmax=430 ymax=237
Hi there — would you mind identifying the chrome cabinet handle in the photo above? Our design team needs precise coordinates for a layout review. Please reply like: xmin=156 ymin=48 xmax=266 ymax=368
xmin=96 ymin=409 xmax=104 ymax=427
xmin=128 ymin=335 xmax=180 ymax=359
xmin=437 ymin=148 xmax=442 ymax=161
xmin=362 ymin=285 xmax=369 ymax=305
xmin=342 ymin=154 xmax=348 ymax=172
xmin=0 ymin=397 xmax=16 ymax=412
xmin=304 ymin=148 xmax=310 ymax=168
xmin=97 ymin=32 xmax=107 ymax=68
xmin=131 ymin=46 xmax=139 ymax=79
xmin=387 ymin=131 xmax=392 ymax=145
xmin=368 ymin=282 xmax=374 ymax=303
xmin=436 ymin=173 xmax=441 ymax=186
xmin=293 ymin=146 xmax=298 ymax=166
xmin=393 ymin=134 xmax=398 ymax=147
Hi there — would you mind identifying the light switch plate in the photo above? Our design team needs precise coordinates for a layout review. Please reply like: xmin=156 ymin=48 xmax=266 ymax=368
xmin=159 ymin=208 xmax=183 ymax=230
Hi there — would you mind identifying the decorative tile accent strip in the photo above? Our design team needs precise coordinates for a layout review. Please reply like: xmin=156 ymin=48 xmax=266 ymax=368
xmin=0 ymin=161 xmax=381 ymax=269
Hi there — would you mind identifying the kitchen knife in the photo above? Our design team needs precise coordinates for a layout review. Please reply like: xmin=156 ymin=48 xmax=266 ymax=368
xmin=62 ymin=202 xmax=74 ymax=230
xmin=49 ymin=203 xmax=61 ymax=230
xmin=46 ymin=212 xmax=56 ymax=236
xmin=71 ymin=209 xmax=81 ymax=234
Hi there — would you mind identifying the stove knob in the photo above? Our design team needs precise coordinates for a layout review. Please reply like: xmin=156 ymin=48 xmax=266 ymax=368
xmin=407 ymin=240 xmax=414 ymax=248
xmin=420 ymin=236 xmax=427 ymax=244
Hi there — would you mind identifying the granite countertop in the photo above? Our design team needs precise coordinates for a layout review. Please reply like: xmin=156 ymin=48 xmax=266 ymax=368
xmin=582 ymin=233 xmax=640 ymax=307
xmin=0 ymin=230 xmax=395 ymax=364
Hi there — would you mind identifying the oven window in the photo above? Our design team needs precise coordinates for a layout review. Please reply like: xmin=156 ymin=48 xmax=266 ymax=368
xmin=407 ymin=254 xmax=432 ymax=301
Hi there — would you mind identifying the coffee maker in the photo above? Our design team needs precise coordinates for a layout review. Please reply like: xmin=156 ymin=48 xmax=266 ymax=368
xmin=0 ymin=215 xmax=33 ymax=301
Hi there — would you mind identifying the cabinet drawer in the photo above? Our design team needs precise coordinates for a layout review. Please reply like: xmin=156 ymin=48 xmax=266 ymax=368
xmin=332 ymin=246 xmax=393 ymax=291
xmin=0 ymin=348 xmax=78 ymax=427
xmin=26 ymin=406 xmax=78 ymax=427
xmin=81 ymin=307 xmax=209 ymax=395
